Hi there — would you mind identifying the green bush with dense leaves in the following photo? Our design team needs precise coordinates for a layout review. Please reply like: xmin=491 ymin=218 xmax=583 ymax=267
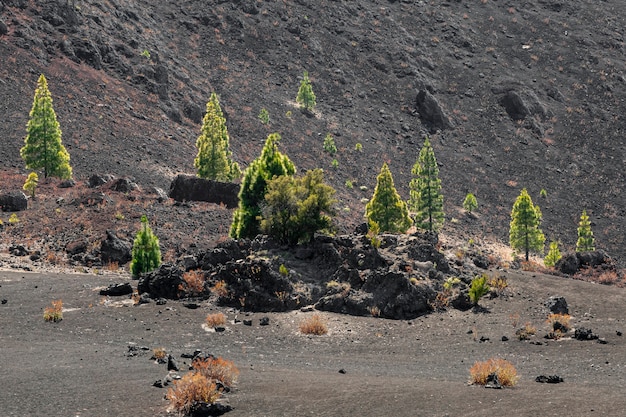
xmin=576 ymin=209 xmax=595 ymax=252
xmin=130 ymin=215 xmax=162 ymax=277
xmin=296 ymin=71 xmax=316 ymax=112
xmin=468 ymin=274 xmax=490 ymax=306
xmin=366 ymin=162 xmax=412 ymax=234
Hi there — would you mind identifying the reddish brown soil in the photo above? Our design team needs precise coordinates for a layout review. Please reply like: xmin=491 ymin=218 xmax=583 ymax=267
xmin=1 ymin=268 xmax=624 ymax=416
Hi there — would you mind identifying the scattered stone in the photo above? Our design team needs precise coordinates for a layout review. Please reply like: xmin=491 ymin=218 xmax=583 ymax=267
xmin=574 ymin=327 xmax=599 ymax=341
xmin=1 ymin=299 xmax=7 ymax=304
xmin=338 ymin=368 xmax=347 ymax=374
xmin=501 ymin=336 xmax=509 ymax=342
xmin=243 ymin=319 xmax=252 ymax=326
xmin=535 ymin=375 xmax=563 ymax=384
xmin=188 ymin=402 xmax=233 ymax=417
xmin=87 ymin=174 xmax=112 ymax=188
xmin=58 ymin=179 xmax=76 ymax=188
xmin=617 ymin=331 xmax=623 ymax=337
xmin=259 ymin=317 xmax=270 ymax=326
xmin=415 ymin=90 xmax=452 ymax=132
xmin=484 ymin=373 xmax=502 ymax=389
xmin=65 ymin=239 xmax=88 ymax=256
xmin=181 ymin=349 xmax=203 ymax=359
xmin=168 ymin=174 xmax=240 ymax=208
xmin=0 ymin=191 xmax=28 ymax=212
xmin=479 ymin=336 xmax=490 ymax=343
xmin=184 ymin=302 xmax=200 ymax=309
xmin=99 ymin=283 xmax=133 ymax=296
xmin=100 ymin=230 xmax=132 ymax=265
xmin=155 ymin=298 xmax=167 ymax=305
xmin=167 ymin=354 xmax=179 ymax=371
xmin=110 ymin=177 xmax=138 ymax=193
xmin=545 ymin=296 xmax=569 ymax=315
xmin=153 ymin=379 xmax=166 ymax=388
xmin=597 ymin=338 xmax=608 ymax=345
xmin=214 ymin=326 xmax=226 ymax=332
xmin=9 ymin=245 xmax=29 ymax=257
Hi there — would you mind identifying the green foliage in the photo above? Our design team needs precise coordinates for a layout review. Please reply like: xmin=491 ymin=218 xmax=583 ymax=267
xmin=544 ymin=240 xmax=562 ymax=267
xmin=230 ymin=133 xmax=296 ymax=239
xmin=576 ymin=209 xmax=595 ymax=252
xmin=354 ymin=143 xmax=363 ymax=152
xmin=285 ymin=110 xmax=292 ymax=119
xmin=260 ymin=169 xmax=336 ymax=246
xmin=23 ymin=172 xmax=39 ymax=198
xmin=509 ymin=188 xmax=545 ymax=261
xmin=331 ymin=158 xmax=339 ymax=169
xmin=194 ymin=92 xmax=241 ymax=181
xmin=258 ymin=108 xmax=270 ymax=125
xmin=8 ymin=213 xmax=20 ymax=225
xmin=279 ymin=264 xmax=289 ymax=276
xmin=540 ymin=188 xmax=547 ymax=198
xmin=21 ymin=74 xmax=72 ymax=179
xmin=366 ymin=220 xmax=381 ymax=248
xmin=463 ymin=193 xmax=478 ymax=214
xmin=443 ymin=277 xmax=461 ymax=290
xmin=323 ymin=133 xmax=337 ymax=155
xmin=141 ymin=49 xmax=151 ymax=59
xmin=296 ymin=71 xmax=316 ymax=112
xmin=130 ymin=215 xmax=162 ymax=277
xmin=468 ymin=274 xmax=490 ymax=306
xmin=408 ymin=137 xmax=444 ymax=232
xmin=345 ymin=180 xmax=353 ymax=189
xmin=365 ymin=162 xmax=412 ymax=234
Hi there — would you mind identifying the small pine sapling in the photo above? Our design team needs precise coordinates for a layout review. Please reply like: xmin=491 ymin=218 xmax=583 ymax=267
xmin=323 ymin=133 xmax=337 ymax=155
xmin=296 ymin=71 xmax=316 ymax=112
xmin=130 ymin=215 xmax=162 ymax=277
xmin=576 ymin=209 xmax=595 ymax=252
xmin=258 ymin=108 xmax=270 ymax=125
xmin=463 ymin=192 xmax=478 ymax=214
xmin=544 ymin=240 xmax=562 ymax=267
xmin=468 ymin=274 xmax=490 ymax=306
xmin=23 ymin=172 xmax=39 ymax=198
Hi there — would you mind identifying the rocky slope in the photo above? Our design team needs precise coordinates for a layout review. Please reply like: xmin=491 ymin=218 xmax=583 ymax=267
xmin=0 ymin=0 xmax=624 ymax=263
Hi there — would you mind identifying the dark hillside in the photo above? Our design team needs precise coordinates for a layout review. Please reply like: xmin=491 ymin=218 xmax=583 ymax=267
xmin=0 ymin=0 xmax=624 ymax=262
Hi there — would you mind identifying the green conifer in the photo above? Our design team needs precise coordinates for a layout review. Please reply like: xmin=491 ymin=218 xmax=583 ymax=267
xmin=408 ymin=137 xmax=444 ymax=232
xmin=296 ymin=71 xmax=316 ymax=112
xmin=544 ymin=240 xmax=562 ymax=267
xmin=23 ymin=172 xmax=39 ymax=198
xmin=194 ymin=92 xmax=241 ymax=181
xmin=463 ymin=193 xmax=478 ymax=214
xmin=230 ymin=133 xmax=296 ymax=239
xmin=509 ymin=188 xmax=545 ymax=261
xmin=365 ymin=162 xmax=412 ymax=234
xmin=20 ymin=74 xmax=72 ymax=179
xmin=576 ymin=209 xmax=595 ymax=252
xmin=130 ymin=215 xmax=162 ymax=277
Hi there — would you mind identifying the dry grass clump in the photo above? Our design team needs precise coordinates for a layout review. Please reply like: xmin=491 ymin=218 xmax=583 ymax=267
xmin=152 ymin=347 xmax=167 ymax=361
xmin=299 ymin=314 xmax=328 ymax=335
xmin=205 ymin=312 xmax=227 ymax=328
xmin=546 ymin=313 xmax=571 ymax=339
xmin=488 ymin=275 xmax=508 ymax=296
xmin=573 ymin=267 xmax=624 ymax=287
xmin=179 ymin=270 xmax=206 ymax=296
xmin=211 ymin=280 xmax=229 ymax=298
xmin=515 ymin=322 xmax=537 ymax=340
xmin=43 ymin=299 xmax=63 ymax=322
xmin=469 ymin=358 xmax=519 ymax=387
xmin=166 ymin=372 xmax=221 ymax=415
xmin=192 ymin=356 xmax=240 ymax=388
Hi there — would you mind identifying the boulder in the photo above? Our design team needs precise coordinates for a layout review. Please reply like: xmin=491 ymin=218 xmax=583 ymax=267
xmin=65 ymin=239 xmax=88 ymax=256
xmin=555 ymin=253 xmax=579 ymax=274
xmin=0 ymin=191 xmax=28 ymax=212
xmin=137 ymin=264 xmax=184 ymax=299
xmin=556 ymin=250 xmax=613 ymax=274
xmin=58 ymin=179 xmax=76 ymax=188
xmin=100 ymin=230 xmax=132 ymax=265
xmin=168 ymin=175 xmax=240 ymax=208
xmin=110 ymin=178 xmax=138 ymax=193
xmin=0 ymin=20 xmax=7 ymax=36
xmin=88 ymin=174 xmax=113 ymax=188
xmin=415 ymin=90 xmax=452 ymax=133
xmin=545 ymin=296 xmax=569 ymax=315
xmin=99 ymin=283 xmax=133 ymax=296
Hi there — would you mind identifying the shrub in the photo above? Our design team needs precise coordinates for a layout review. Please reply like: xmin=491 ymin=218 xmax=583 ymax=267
xmin=130 ymin=215 xmax=161 ymax=277
xmin=515 ymin=322 xmax=537 ymax=340
xmin=299 ymin=314 xmax=328 ymax=335
xmin=205 ymin=312 xmax=227 ymax=328
xmin=463 ymin=193 xmax=478 ymax=214
xmin=8 ymin=213 xmax=19 ymax=225
xmin=468 ymin=274 xmax=490 ymax=306
xmin=43 ymin=299 xmax=63 ymax=322
xmin=546 ymin=313 xmax=571 ymax=338
xmin=23 ymin=172 xmax=38 ymax=198
xmin=469 ymin=358 xmax=518 ymax=387
xmin=258 ymin=107 xmax=270 ymax=125
xmin=152 ymin=347 xmax=167 ymax=361
xmin=296 ymin=70 xmax=316 ymax=112
xmin=279 ymin=264 xmax=289 ymax=276
xmin=488 ymin=275 xmax=508 ymax=296
xmin=544 ymin=240 xmax=562 ymax=267
xmin=166 ymin=372 xmax=221 ymax=415
xmin=345 ymin=180 xmax=353 ymax=189
xmin=179 ymin=270 xmax=205 ymax=296
xmin=211 ymin=280 xmax=229 ymax=298
xmin=192 ymin=356 xmax=239 ymax=388
xmin=355 ymin=142 xmax=363 ymax=152
xmin=323 ymin=133 xmax=337 ymax=155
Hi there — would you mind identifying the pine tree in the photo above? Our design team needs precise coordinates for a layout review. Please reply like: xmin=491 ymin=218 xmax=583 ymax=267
xmin=576 ymin=209 xmax=595 ymax=252
xmin=130 ymin=215 xmax=162 ymax=277
xmin=23 ymin=172 xmax=39 ymax=198
xmin=544 ymin=240 xmax=562 ymax=267
xmin=463 ymin=193 xmax=478 ymax=214
xmin=365 ymin=162 xmax=412 ymax=234
xmin=230 ymin=133 xmax=296 ymax=239
xmin=296 ymin=71 xmax=316 ymax=112
xmin=261 ymin=169 xmax=336 ymax=245
xmin=194 ymin=92 xmax=241 ymax=181
xmin=20 ymin=74 xmax=72 ymax=179
xmin=408 ymin=137 xmax=444 ymax=232
xmin=509 ymin=188 xmax=545 ymax=261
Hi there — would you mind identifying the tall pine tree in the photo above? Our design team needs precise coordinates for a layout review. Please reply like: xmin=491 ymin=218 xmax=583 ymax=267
xmin=576 ymin=209 xmax=595 ymax=252
xmin=194 ymin=92 xmax=241 ymax=181
xmin=408 ymin=136 xmax=444 ymax=232
xmin=230 ymin=133 xmax=296 ymax=239
xmin=365 ymin=162 xmax=412 ymax=234
xmin=21 ymin=74 xmax=72 ymax=179
xmin=130 ymin=215 xmax=162 ymax=277
xmin=509 ymin=188 xmax=545 ymax=261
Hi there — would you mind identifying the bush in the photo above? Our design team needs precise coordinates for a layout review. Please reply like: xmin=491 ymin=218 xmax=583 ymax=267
xmin=468 ymin=274 xmax=490 ymax=306
xmin=299 ymin=314 xmax=328 ymax=335
xmin=43 ymin=299 xmax=63 ymax=322
xmin=192 ymin=356 xmax=239 ymax=388
xmin=469 ymin=358 xmax=518 ymax=387
xmin=130 ymin=215 xmax=161 ymax=277
xmin=166 ymin=372 xmax=221 ymax=415
xmin=546 ymin=313 xmax=571 ymax=339
xmin=179 ymin=270 xmax=205 ymax=297
xmin=515 ymin=322 xmax=537 ymax=340
xmin=205 ymin=312 xmax=227 ymax=328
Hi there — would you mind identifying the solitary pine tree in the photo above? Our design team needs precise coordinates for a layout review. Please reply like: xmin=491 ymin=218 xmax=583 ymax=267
xmin=509 ymin=188 xmax=545 ymax=261
xmin=296 ymin=71 xmax=316 ymax=112
xmin=463 ymin=193 xmax=478 ymax=214
xmin=365 ymin=162 xmax=412 ymax=234
xmin=21 ymin=74 xmax=72 ymax=179
xmin=576 ymin=209 xmax=595 ymax=252
xmin=544 ymin=240 xmax=562 ymax=267
xmin=194 ymin=92 xmax=241 ymax=181
xmin=408 ymin=137 xmax=444 ymax=232
xmin=230 ymin=133 xmax=296 ymax=239
xmin=23 ymin=172 xmax=39 ymax=198
xmin=130 ymin=215 xmax=162 ymax=277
